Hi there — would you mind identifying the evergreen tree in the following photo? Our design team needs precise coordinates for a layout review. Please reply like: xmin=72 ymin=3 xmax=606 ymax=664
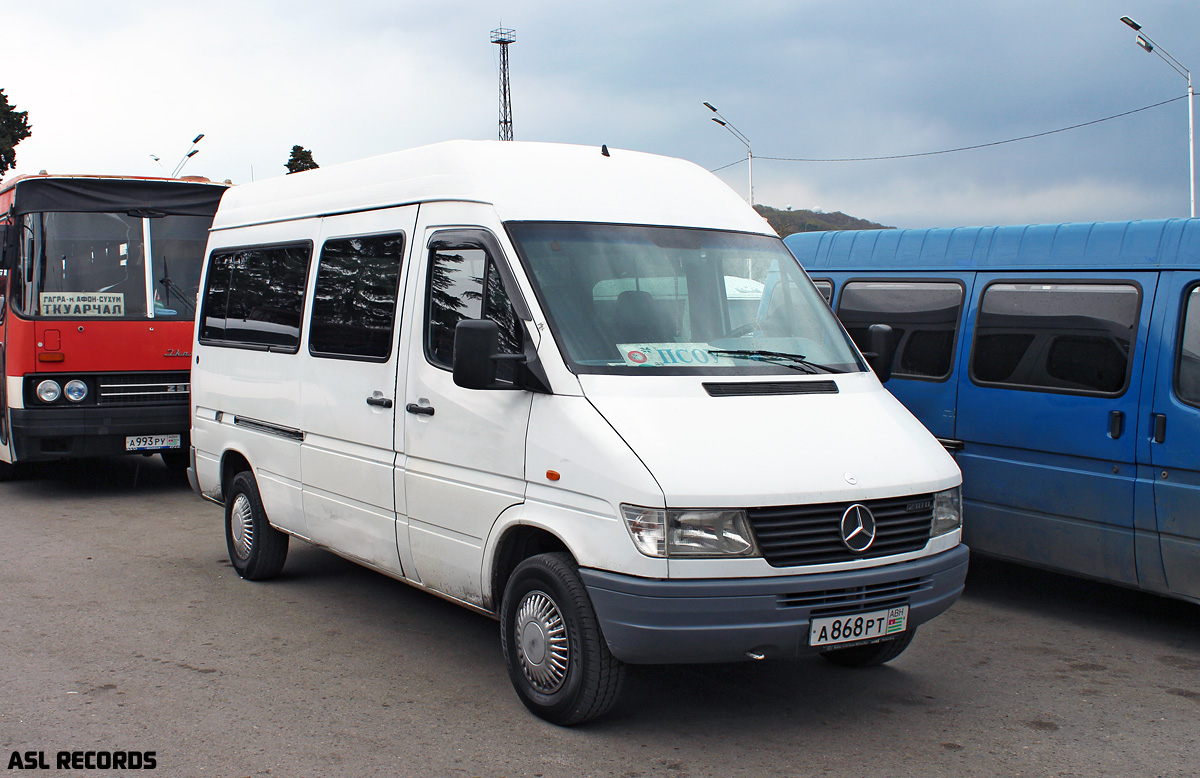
xmin=0 ymin=89 xmax=32 ymax=174
xmin=285 ymin=145 xmax=318 ymax=174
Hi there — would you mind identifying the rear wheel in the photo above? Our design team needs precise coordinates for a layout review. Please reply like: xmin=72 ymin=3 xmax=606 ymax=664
xmin=225 ymin=471 xmax=288 ymax=580
xmin=820 ymin=629 xmax=916 ymax=667
xmin=500 ymin=552 xmax=624 ymax=725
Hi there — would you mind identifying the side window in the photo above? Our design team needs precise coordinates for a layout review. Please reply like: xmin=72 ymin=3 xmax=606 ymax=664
xmin=309 ymin=233 xmax=405 ymax=361
xmin=837 ymin=281 xmax=963 ymax=381
xmin=1177 ymin=286 xmax=1200 ymax=407
xmin=425 ymin=244 xmax=521 ymax=375
xmin=811 ymin=279 xmax=833 ymax=304
xmin=199 ymin=243 xmax=312 ymax=351
xmin=971 ymin=282 xmax=1140 ymax=396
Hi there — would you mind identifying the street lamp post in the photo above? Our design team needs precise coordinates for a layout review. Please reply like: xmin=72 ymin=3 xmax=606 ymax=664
xmin=703 ymin=102 xmax=753 ymax=206
xmin=1121 ymin=16 xmax=1195 ymax=218
xmin=170 ymin=134 xmax=205 ymax=178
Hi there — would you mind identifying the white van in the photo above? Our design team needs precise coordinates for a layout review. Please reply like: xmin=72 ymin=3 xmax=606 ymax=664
xmin=189 ymin=140 xmax=967 ymax=725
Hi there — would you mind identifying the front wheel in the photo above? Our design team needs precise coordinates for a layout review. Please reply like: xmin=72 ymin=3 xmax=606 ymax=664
xmin=225 ymin=471 xmax=288 ymax=580
xmin=819 ymin=628 xmax=916 ymax=667
xmin=500 ymin=552 xmax=624 ymax=725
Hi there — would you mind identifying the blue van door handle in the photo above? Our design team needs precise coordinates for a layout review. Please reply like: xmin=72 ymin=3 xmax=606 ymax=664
xmin=1153 ymin=413 xmax=1167 ymax=444
xmin=1108 ymin=410 xmax=1124 ymax=439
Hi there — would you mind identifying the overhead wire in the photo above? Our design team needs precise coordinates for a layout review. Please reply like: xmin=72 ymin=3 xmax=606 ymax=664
xmin=710 ymin=94 xmax=1187 ymax=170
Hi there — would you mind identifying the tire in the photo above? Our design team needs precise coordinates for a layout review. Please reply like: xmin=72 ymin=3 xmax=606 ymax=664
xmin=0 ymin=460 xmax=15 ymax=482
xmin=500 ymin=552 xmax=624 ymax=726
xmin=820 ymin=628 xmax=916 ymax=668
xmin=225 ymin=471 xmax=288 ymax=580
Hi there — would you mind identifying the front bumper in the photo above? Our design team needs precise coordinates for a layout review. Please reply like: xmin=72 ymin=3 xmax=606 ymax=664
xmin=9 ymin=405 xmax=189 ymax=462
xmin=581 ymin=544 xmax=969 ymax=664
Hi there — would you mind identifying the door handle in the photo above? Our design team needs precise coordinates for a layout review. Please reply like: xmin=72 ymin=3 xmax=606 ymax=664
xmin=406 ymin=403 xmax=435 ymax=416
xmin=1108 ymin=410 xmax=1124 ymax=439
xmin=1153 ymin=413 xmax=1167 ymax=444
xmin=366 ymin=396 xmax=393 ymax=408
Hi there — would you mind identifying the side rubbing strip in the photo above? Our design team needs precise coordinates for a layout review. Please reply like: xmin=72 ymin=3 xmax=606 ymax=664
xmin=703 ymin=381 xmax=839 ymax=397
xmin=232 ymin=416 xmax=305 ymax=441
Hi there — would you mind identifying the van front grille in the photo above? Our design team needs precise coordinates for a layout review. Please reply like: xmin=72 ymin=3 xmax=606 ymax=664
xmin=748 ymin=494 xmax=934 ymax=567
xmin=97 ymin=372 xmax=190 ymax=406
xmin=779 ymin=576 xmax=931 ymax=615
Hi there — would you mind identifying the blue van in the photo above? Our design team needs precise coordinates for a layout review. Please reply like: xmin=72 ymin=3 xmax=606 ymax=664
xmin=785 ymin=220 xmax=1200 ymax=604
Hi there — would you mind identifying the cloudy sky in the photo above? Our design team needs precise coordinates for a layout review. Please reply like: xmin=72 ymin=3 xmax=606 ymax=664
xmin=2 ymin=1 xmax=1198 ymax=229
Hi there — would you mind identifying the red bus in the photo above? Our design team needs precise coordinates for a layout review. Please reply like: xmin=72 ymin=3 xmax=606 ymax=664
xmin=0 ymin=174 xmax=227 ymax=478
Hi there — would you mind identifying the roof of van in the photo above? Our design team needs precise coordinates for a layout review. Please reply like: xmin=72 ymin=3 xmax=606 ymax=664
xmin=211 ymin=140 xmax=772 ymax=234
xmin=785 ymin=219 xmax=1200 ymax=271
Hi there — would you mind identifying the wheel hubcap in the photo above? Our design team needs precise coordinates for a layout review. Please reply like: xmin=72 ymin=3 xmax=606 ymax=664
xmin=230 ymin=493 xmax=255 ymax=561
xmin=514 ymin=590 xmax=569 ymax=693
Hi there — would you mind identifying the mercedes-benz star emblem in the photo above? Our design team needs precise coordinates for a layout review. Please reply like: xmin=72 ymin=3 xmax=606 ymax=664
xmin=840 ymin=504 xmax=877 ymax=553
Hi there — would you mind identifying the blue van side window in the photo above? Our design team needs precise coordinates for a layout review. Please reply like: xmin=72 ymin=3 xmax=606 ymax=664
xmin=971 ymin=282 xmax=1140 ymax=396
xmin=1178 ymin=286 xmax=1200 ymax=407
xmin=836 ymin=281 xmax=963 ymax=381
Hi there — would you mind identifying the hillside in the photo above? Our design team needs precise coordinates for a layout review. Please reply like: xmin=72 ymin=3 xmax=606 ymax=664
xmin=754 ymin=205 xmax=892 ymax=236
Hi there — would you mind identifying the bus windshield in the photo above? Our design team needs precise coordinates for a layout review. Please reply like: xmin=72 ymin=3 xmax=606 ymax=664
xmin=507 ymin=222 xmax=864 ymax=376
xmin=15 ymin=210 xmax=211 ymax=321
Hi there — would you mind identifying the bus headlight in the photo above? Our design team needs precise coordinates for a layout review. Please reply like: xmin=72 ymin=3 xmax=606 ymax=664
xmin=621 ymin=505 xmax=757 ymax=558
xmin=64 ymin=380 xmax=88 ymax=402
xmin=931 ymin=486 xmax=962 ymax=536
xmin=36 ymin=380 xmax=62 ymax=403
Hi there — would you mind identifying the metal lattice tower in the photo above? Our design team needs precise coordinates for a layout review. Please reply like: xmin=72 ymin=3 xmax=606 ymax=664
xmin=491 ymin=27 xmax=516 ymax=141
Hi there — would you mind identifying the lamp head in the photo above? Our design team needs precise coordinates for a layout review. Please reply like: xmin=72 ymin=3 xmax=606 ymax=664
xmin=1120 ymin=16 xmax=1142 ymax=31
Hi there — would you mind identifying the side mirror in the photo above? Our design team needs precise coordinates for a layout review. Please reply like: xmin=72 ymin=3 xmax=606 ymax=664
xmin=863 ymin=323 xmax=896 ymax=383
xmin=453 ymin=319 xmax=531 ymax=390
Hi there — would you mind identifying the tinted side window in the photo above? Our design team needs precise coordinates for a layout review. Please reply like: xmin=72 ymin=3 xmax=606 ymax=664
xmin=837 ymin=281 xmax=963 ymax=380
xmin=425 ymin=245 xmax=521 ymax=375
xmin=309 ymin=233 xmax=405 ymax=360
xmin=811 ymin=279 xmax=833 ymax=303
xmin=1177 ymin=286 xmax=1200 ymax=407
xmin=200 ymin=244 xmax=312 ymax=351
xmin=971 ymin=282 xmax=1140 ymax=396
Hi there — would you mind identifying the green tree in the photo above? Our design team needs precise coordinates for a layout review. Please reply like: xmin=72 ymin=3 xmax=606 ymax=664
xmin=0 ymin=89 xmax=32 ymax=174
xmin=285 ymin=145 xmax=318 ymax=174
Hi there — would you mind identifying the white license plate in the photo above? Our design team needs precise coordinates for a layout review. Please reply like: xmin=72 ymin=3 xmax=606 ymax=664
xmin=125 ymin=434 xmax=181 ymax=451
xmin=810 ymin=605 xmax=909 ymax=648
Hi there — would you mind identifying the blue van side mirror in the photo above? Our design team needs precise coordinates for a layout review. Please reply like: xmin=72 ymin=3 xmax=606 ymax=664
xmin=864 ymin=323 xmax=896 ymax=383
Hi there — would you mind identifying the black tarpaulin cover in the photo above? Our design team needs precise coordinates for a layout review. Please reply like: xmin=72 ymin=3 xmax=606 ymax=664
xmin=10 ymin=177 xmax=227 ymax=217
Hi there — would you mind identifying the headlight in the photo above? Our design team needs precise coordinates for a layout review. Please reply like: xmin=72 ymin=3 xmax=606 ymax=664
xmin=931 ymin=486 xmax=962 ymax=536
xmin=36 ymin=380 xmax=61 ymax=403
xmin=64 ymin=380 xmax=88 ymax=402
xmin=621 ymin=505 xmax=757 ymax=558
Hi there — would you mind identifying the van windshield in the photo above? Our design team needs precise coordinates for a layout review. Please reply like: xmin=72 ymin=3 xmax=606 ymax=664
xmin=507 ymin=222 xmax=864 ymax=375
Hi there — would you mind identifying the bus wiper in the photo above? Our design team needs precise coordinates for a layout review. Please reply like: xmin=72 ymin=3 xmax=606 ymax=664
xmin=707 ymin=349 xmax=845 ymax=374
xmin=158 ymin=256 xmax=195 ymax=315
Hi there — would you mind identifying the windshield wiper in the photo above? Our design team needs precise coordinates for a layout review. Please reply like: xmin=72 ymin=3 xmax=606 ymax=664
xmin=707 ymin=349 xmax=846 ymax=375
